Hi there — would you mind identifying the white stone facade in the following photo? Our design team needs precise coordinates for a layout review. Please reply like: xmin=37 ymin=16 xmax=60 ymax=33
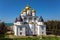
xmin=13 ymin=6 xmax=46 ymax=36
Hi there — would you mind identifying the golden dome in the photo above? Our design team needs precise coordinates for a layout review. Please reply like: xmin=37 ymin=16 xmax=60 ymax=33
xmin=25 ymin=6 xmax=30 ymax=10
xmin=21 ymin=9 xmax=26 ymax=14
xmin=32 ymin=9 xmax=36 ymax=13
xmin=22 ymin=9 xmax=27 ymax=15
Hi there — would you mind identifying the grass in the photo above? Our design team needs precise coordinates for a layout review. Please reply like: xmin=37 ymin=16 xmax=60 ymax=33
xmin=1 ymin=34 xmax=60 ymax=40
xmin=0 ymin=36 xmax=60 ymax=40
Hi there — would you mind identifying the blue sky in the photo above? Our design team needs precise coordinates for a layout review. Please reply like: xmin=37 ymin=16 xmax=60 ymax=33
xmin=0 ymin=0 xmax=60 ymax=23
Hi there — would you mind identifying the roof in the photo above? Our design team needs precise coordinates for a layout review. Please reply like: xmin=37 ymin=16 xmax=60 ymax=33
xmin=15 ymin=16 xmax=23 ymax=22
xmin=38 ymin=16 xmax=44 ymax=22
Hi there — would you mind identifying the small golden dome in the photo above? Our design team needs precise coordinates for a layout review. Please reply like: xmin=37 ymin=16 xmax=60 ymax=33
xmin=32 ymin=9 xmax=36 ymax=13
xmin=25 ymin=6 xmax=30 ymax=10
xmin=21 ymin=9 xmax=26 ymax=15
xmin=23 ymin=12 xmax=26 ymax=15
xmin=22 ymin=9 xmax=27 ymax=15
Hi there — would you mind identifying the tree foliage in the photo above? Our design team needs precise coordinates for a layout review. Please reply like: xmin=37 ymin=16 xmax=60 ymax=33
xmin=45 ymin=20 xmax=60 ymax=35
xmin=0 ymin=22 xmax=7 ymax=34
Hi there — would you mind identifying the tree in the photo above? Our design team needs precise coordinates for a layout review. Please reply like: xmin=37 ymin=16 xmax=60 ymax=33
xmin=45 ymin=20 xmax=60 ymax=35
xmin=0 ymin=22 xmax=7 ymax=37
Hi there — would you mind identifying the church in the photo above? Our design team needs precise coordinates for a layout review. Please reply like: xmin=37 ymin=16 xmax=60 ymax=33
xmin=13 ymin=6 xmax=46 ymax=36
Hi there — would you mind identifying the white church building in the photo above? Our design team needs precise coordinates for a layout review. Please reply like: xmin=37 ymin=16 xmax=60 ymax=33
xmin=13 ymin=6 xmax=46 ymax=36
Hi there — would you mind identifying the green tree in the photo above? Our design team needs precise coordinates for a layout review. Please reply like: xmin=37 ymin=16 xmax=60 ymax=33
xmin=0 ymin=22 xmax=7 ymax=38
xmin=45 ymin=20 xmax=60 ymax=35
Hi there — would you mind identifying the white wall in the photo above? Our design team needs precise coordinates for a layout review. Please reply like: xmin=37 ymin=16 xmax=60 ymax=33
xmin=18 ymin=26 xmax=26 ymax=36
xmin=36 ymin=25 xmax=46 ymax=36
xmin=14 ymin=25 xmax=18 ymax=36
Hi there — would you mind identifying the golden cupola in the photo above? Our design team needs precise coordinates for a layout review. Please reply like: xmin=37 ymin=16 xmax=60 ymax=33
xmin=22 ymin=9 xmax=27 ymax=16
xmin=21 ymin=11 xmax=24 ymax=16
xmin=32 ymin=9 xmax=36 ymax=16
xmin=32 ymin=9 xmax=36 ymax=13
xmin=25 ymin=6 xmax=30 ymax=10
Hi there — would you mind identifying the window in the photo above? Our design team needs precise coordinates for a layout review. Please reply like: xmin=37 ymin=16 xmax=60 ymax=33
xmin=29 ymin=18 xmax=32 ymax=22
xmin=34 ymin=18 xmax=36 ymax=20
xmin=41 ymin=26 xmax=44 ymax=30
xmin=29 ymin=18 xmax=32 ymax=20
xmin=20 ymin=32 xmax=22 ymax=35
xmin=42 ymin=32 xmax=43 ymax=34
xmin=20 ymin=27 xmax=22 ymax=30
xmin=24 ymin=22 xmax=28 ymax=24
